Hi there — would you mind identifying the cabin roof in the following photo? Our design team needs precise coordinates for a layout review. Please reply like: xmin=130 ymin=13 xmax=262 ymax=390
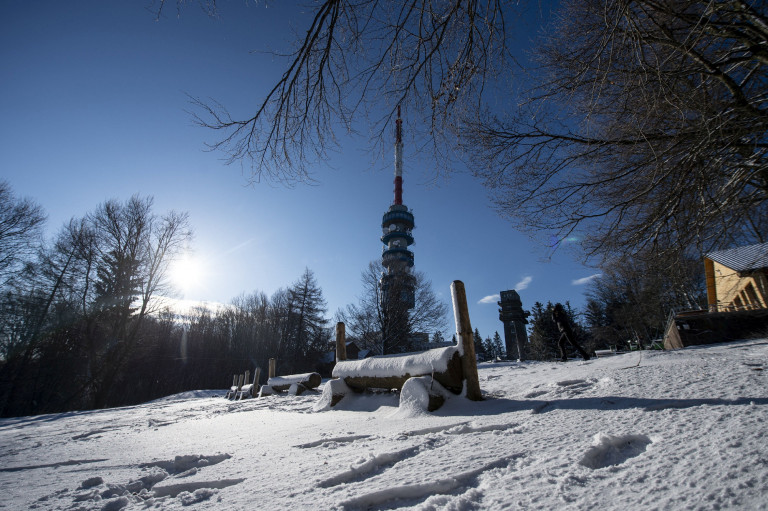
xmin=706 ymin=242 xmax=768 ymax=272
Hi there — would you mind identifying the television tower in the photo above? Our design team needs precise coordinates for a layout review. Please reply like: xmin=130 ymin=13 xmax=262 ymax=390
xmin=379 ymin=106 xmax=416 ymax=351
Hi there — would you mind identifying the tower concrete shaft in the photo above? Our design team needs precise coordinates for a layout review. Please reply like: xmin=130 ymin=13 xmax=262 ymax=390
xmin=380 ymin=106 xmax=415 ymax=318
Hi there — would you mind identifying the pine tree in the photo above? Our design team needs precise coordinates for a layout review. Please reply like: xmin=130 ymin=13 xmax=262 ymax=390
xmin=527 ymin=301 xmax=592 ymax=360
xmin=473 ymin=328 xmax=486 ymax=361
xmin=93 ymin=249 xmax=141 ymax=336
xmin=483 ymin=336 xmax=495 ymax=360
xmin=564 ymin=301 xmax=595 ymax=356
xmin=527 ymin=301 xmax=559 ymax=360
xmin=282 ymin=268 xmax=329 ymax=373
xmin=492 ymin=331 xmax=505 ymax=359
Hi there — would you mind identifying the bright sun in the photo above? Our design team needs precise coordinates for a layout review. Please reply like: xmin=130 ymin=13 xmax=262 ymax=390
xmin=169 ymin=255 xmax=203 ymax=293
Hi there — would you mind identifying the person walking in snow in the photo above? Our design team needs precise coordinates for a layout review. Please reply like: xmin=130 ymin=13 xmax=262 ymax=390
xmin=552 ymin=303 xmax=590 ymax=361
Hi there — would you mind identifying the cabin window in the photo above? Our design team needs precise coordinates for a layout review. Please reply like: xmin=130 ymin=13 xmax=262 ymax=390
xmin=744 ymin=282 xmax=762 ymax=308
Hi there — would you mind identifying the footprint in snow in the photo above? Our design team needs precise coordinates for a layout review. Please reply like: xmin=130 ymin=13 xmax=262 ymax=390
xmin=71 ymin=427 xmax=117 ymax=440
xmin=336 ymin=454 xmax=522 ymax=510
xmin=553 ymin=379 xmax=595 ymax=396
xmin=293 ymin=434 xmax=370 ymax=449
xmin=556 ymin=379 xmax=589 ymax=387
xmin=63 ymin=453 xmax=236 ymax=508
xmin=151 ymin=478 xmax=245 ymax=498
xmin=579 ymin=433 xmax=652 ymax=469
xmin=317 ymin=445 xmax=422 ymax=488
xmin=140 ymin=453 xmax=232 ymax=474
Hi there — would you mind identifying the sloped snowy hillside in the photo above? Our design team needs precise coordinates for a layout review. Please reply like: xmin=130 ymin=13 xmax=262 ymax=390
xmin=1 ymin=339 xmax=767 ymax=510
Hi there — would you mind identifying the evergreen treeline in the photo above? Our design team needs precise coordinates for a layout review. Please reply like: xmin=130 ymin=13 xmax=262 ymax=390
xmin=525 ymin=253 xmax=707 ymax=360
xmin=0 ymin=183 xmax=330 ymax=417
xmin=172 ymin=268 xmax=330 ymax=402
xmin=527 ymin=301 xmax=592 ymax=360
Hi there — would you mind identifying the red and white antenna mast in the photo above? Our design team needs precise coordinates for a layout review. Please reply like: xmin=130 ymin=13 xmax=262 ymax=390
xmin=393 ymin=105 xmax=404 ymax=205
xmin=380 ymin=104 xmax=416 ymax=314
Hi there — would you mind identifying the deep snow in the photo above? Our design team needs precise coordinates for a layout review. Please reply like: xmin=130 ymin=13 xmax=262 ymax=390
xmin=1 ymin=339 xmax=767 ymax=510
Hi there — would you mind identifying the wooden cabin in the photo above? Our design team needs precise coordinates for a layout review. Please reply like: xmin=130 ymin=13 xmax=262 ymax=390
xmin=704 ymin=242 xmax=768 ymax=312
xmin=664 ymin=242 xmax=768 ymax=349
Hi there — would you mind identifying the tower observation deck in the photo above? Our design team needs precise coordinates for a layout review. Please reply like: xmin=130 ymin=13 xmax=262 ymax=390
xmin=380 ymin=106 xmax=416 ymax=310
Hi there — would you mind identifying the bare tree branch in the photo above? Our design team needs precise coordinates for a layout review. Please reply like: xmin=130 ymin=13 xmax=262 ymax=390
xmin=185 ymin=0 xmax=512 ymax=185
xmin=466 ymin=0 xmax=767 ymax=262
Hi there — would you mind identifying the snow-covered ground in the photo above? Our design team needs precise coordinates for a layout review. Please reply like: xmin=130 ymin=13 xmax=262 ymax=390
xmin=1 ymin=339 xmax=767 ymax=510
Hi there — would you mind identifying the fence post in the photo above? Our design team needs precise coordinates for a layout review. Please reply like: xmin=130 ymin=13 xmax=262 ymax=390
xmin=336 ymin=322 xmax=347 ymax=362
xmin=269 ymin=358 xmax=276 ymax=379
xmin=253 ymin=367 xmax=261 ymax=386
xmin=451 ymin=280 xmax=482 ymax=401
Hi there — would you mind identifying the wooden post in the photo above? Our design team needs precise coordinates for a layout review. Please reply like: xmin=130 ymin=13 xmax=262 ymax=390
xmin=232 ymin=375 xmax=238 ymax=387
xmin=250 ymin=367 xmax=261 ymax=398
xmin=450 ymin=280 xmax=482 ymax=401
xmin=237 ymin=373 xmax=244 ymax=390
xmin=269 ymin=358 xmax=276 ymax=379
xmin=244 ymin=370 xmax=250 ymax=386
xmin=336 ymin=322 xmax=347 ymax=362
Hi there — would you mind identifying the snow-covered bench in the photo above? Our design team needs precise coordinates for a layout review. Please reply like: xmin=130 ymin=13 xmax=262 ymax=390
xmin=334 ymin=346 xmax=463 ymax=391
xmin=327 ymin=345 xmax=464 ymax=410
xmin=259 ymin=372 xmax=322 ymax=397
xmin=226 ymin=369 xmax=260 ymax=400
xmin=319 ymin=281 xmax=482 ymax=412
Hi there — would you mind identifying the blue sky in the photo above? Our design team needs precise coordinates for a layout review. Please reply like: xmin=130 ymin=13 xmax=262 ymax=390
xmin=1 ymin=1 xmax=599 ymax=341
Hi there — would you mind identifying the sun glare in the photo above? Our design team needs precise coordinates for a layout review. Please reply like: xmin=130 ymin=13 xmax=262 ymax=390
xmin=170 ymin=255 xmax=203 ymax=294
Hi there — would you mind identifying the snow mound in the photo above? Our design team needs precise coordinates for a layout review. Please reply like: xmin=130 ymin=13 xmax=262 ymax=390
xmin=101 ymin=496 xmax=129 ymax=510
xmin=314 ymin=378 xmax=351 ymax=412
xmin=179 ymin=487 xmax=217 ymax=505
xmin=395 ymin=376 xmax=451 ymax=417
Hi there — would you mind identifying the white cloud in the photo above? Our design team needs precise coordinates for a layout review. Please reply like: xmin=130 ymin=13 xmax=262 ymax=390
xmin=478 ymin=275 xmax=532 ymax=304
xmin=514 ymin=276 xmax=533 ymax=291
xmin=571 ymin=273 xmax=602 ymax=286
